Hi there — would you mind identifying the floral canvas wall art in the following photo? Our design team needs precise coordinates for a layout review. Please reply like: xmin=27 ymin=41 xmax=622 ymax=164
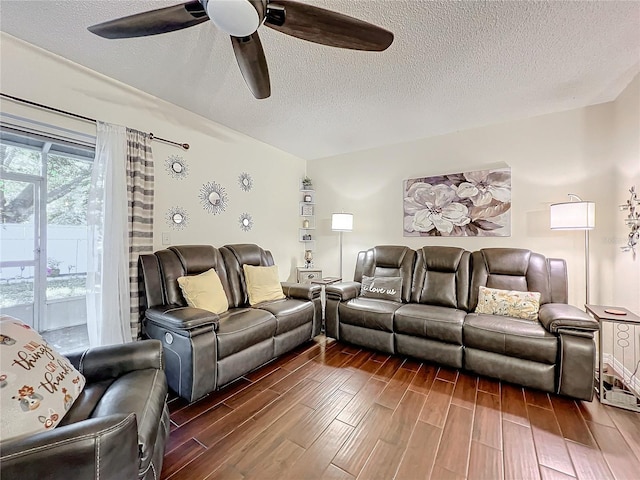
xmin=403 ymin=167 xmax=511 ymax=237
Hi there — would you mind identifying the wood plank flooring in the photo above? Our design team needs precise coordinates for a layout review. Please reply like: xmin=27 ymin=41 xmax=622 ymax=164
xmin=161 ymin=336 xmax=640 ymax=480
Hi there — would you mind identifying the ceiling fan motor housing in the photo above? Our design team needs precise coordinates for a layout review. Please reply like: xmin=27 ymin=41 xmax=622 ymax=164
xmin=201 ymin=0 xmax=267 ymax=37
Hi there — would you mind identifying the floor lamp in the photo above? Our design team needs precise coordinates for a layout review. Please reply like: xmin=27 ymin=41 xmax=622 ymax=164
xmin=550 ymin=194 xmax=596 ymax=304
xmin=332 ymin=213 xmax=353 ymax=279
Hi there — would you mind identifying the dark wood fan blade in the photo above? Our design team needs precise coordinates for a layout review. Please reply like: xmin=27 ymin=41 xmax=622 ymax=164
xmin=231 ymin=33 xmax=271 ymax=99
xmin=88 ymin=1 xmax=209 ymax=39
xmin=265 ymin=0 xmax=393 ymax=51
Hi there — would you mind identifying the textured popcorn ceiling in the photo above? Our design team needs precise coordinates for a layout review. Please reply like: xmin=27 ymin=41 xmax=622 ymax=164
xmin=1 ymin=1 xmax=639 ymax=160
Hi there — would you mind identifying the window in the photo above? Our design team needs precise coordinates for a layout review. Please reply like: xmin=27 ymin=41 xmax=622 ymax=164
xmin=0 ymin=127 xmax=94 ymax=351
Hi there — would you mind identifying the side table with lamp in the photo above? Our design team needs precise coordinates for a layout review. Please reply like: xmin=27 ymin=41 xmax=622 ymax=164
xmin=585 ymin=304 xmax=640 ymax=412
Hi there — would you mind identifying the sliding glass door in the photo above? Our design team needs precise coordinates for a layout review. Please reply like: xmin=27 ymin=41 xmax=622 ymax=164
xmin=0 ymin=128 xmax=93 ymax=349
xmin=0 ymin=175 xmax=42 ymax=328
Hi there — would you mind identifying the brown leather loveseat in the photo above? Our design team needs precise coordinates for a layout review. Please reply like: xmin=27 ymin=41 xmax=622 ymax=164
xmin=326 ymin=246 xmax=599 ymax=400
xmin=139 ymin=244 xmax=322 ymax=402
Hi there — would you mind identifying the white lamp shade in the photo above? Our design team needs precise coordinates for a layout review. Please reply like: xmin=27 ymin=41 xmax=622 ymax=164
xmin=550 ymin=201 xmax=595 ymax=230
xmin=332 ymin=213 xmax=353 ymax=232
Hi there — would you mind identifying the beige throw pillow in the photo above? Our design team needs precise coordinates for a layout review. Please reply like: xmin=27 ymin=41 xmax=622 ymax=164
xmin=475 ymin=286 xmax=541 ymax=321
xmin=243 ymin=264 xmax=285 ymax=305
xmin=0 ymin=315 xmax=86 ymax=441
xmin=177 ymin=268 xmax=229 ymax=314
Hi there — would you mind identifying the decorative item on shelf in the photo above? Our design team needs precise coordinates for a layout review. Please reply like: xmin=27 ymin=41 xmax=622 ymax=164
xmin=332 ymin=212 xmax=354 ymax=279
xmin=238 ymin=172 xmax=253 ymax=192
xmin=550 ymin=194 xmax=595 ymax=304
xmin=620 ymin=186 xmax=639 ymax=258
xmin=303 ymin=218 xmax=310 ymax=229
xmin=166 ymin=206 xmax=189 ymax=230
xmin=304 ymin=250 xmax=313 ymax=268
xmin=239 ymin=213 xmax=253 ymax=232
xmin=199 ymin=181 xmax=228 ymax=215
xmin=302 ymin=176 xmax=313 ymax=189
xmin=304 ymin=194 xmax=313 ymax=202
xmin=302 ymin=234 xmax=312 ymax=241
xmin=165 ymin=154 xmax=188 ymax=179
xmin=301 ymin=204 xmax=313 ymax=216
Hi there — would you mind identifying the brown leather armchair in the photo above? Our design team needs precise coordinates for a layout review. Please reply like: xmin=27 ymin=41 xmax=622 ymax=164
xmin=0 ymin=339 xmax=170 ymax=480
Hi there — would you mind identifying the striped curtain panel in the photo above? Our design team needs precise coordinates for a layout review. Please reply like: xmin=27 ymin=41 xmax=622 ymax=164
xmin=125 ymin=129 xmax=154 ymax=339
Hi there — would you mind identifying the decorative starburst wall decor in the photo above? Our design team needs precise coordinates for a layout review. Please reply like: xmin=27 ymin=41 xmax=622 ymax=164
xmin=165 ymin=155 xmax=188 ymax=179
xmin=199 ymin=181 xmax=228 ymax=215
xmin=166 ymin=206 xmax=189 ymax=230
xmin=238 ymin=172 xmax=254 ymax=192
xmin=239 ymin=213 xmax=253 ymax=231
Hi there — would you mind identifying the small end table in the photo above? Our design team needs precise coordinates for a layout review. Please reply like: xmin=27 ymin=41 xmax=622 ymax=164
xmin=311 ymin=277 xmax=342 ymax=326
xmin=296 ymin=267 xmax=322 ymax=284
xmin=585 ymin=304 xmax=640 ymax=412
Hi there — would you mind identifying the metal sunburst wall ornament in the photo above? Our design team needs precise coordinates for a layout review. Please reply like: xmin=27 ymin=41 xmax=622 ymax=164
xmin=238 ymin=172 xmax=254 ymax=192
xmin=165 ymin=155 xmax=188 ymax=179
xmin=239 ymin=213 xmax=254 ymax=232
xmin=166 ymin=206 xmax=189 ymax=230
xmin=199 ymin=181 xmax=228 ymax=215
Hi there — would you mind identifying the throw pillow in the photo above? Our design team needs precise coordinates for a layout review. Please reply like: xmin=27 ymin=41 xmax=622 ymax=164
xmin=0 ymin=315 xmax=86 ymax=442
xmin=243 ymin=264 xmax=285 ymax=305
xmin=475 ymin=286 xmax=541 ymax=321
xmin=360 ymin=275 xmax=403 ymax=302
xmin=177 ymin=268 xmax=229 ymax=315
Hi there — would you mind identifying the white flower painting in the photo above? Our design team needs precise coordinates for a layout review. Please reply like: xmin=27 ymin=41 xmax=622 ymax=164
xmin=403 ymin=167 xmax=511 ymax=237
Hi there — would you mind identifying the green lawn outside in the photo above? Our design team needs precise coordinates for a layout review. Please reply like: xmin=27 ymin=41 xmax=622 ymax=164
xmin=0 ymin=275 xmax=86 ymax=308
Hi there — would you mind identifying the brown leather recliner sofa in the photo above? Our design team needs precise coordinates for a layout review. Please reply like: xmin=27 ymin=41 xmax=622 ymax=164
xmin=0 ymin=339 xmax=169 ymax=480
xmin=325 ymin=246 xmax=599 ymax=400
xmin=139 ymin=244 xmax=322 ymax=402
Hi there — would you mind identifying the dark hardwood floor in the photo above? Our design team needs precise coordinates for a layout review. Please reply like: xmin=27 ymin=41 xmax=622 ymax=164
xmin=161 ymin=336 xmax=640 ymax=480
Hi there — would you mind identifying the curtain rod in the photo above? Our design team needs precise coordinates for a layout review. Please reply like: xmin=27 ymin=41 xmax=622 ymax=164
xmin=0 ymin=92 xmax=190 ymax=150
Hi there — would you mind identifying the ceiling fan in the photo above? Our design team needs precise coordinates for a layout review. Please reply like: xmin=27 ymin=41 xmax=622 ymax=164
xmin=88 ymin=0 xmax=394 ymax=99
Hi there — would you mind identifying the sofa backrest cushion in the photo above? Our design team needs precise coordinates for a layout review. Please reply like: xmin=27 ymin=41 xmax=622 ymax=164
xmin=354 ymin=246 xmax=415 ymax=303
xmin=220 ymin=244 xmax=275 ymax=308
xmin=411 ymin=246 xmax=471 ymax=310
xmin=170 ymin=245 xmax=231 ymax=304
xmin=138 ymin=245 xmax=230 ymax=309
xmin=469 ymin=248 xmax=552 ymax=310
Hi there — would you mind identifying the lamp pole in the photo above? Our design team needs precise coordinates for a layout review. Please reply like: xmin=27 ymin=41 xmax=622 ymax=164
xmin=568 ymin=193 xmax=590 ymax=305
xmin=584 ymin=228 xmax=590 ymax=305
xmin=338 ymin=230 xmax=344 ymax=279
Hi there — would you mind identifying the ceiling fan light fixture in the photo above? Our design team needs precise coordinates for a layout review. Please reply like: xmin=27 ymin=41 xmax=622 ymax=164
xmin=205 ymin=0 xmax=261 ymax=37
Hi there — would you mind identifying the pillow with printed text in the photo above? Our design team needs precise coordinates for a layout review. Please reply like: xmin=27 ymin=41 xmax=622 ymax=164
xmin=360 ymin=275 xmax=403 ymax=303
xmin=0 ymin=315 xmax=86 ymax=441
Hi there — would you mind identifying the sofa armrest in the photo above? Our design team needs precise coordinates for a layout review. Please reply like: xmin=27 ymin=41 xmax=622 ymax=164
xmin=281 ymin=282 xmax=321 ymax=300
xmin=145 ymin=305 xmax=219 ymax=332
xmin=66 ymin=339 xmax=164 ymax=383
xmin=0 ymin=414 xmax=139 ymax=480
xmin=538 ymin=303 xmax=599 ymax=335
xmin=326 ymin=282 xmax=361 ymax=302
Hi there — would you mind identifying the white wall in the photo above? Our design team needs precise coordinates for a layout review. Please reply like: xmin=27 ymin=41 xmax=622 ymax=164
xmin=309 ymin=75 xmax=640 ymax=313
xmin=2 ymin=31 xmax=637 ymax=307
xmin=612 ymin=76 xmax=640 ymax=315
xmin=0 ymin=33 xmax=307 ymax=281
